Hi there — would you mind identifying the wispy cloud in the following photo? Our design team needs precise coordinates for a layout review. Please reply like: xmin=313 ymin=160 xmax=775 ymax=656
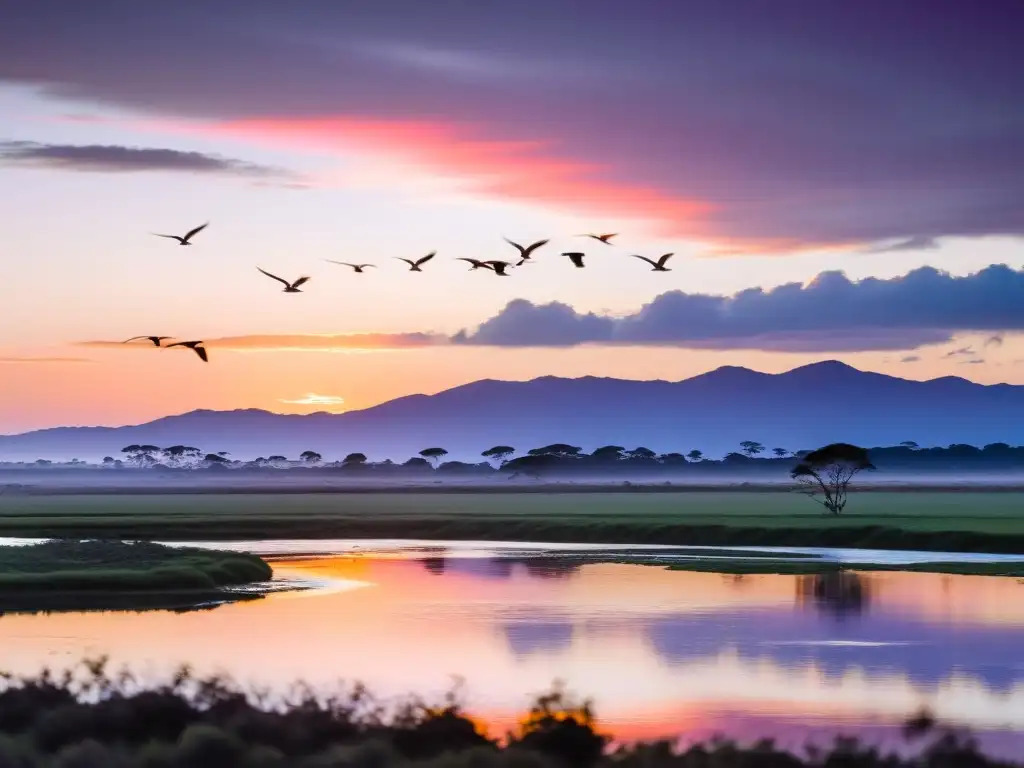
xmin=899 ymin=355 xmax=921 ymax=363
xmin=944 ymin=346 xmax=976 ymax=358
xmin=0 ymin=141 xmax=302 ymax=183
xmin=278 ymin=393 xmax=345 ymax=407
xmin=863 ymin=236 xmax=940 ymax=254
xmin=0 ymin=356 xmax=94 ymax=364
xmin=984 ymin=334 xmax=1005 ymax=347
xmin=76 ymin=333 xmax=446 ymax=352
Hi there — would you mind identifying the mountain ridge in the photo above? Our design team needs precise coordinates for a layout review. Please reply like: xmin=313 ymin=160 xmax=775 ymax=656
xmin=1 ymin=361 xmax=1019 ymax=461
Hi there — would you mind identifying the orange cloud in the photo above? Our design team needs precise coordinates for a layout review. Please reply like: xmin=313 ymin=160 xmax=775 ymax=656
xmin=190 ymin=117 xmax=717 ymax=242
xmin=76 ymin=333 xmax=446 ymax=352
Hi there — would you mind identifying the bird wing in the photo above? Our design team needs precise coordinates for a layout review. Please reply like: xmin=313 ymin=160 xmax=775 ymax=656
xmin=599 ymin=233 xmax=618 ymax=242
xmin=194 ymin=345 xmax=209 ymax=362
xmin=657 ymin=252 xmax=674 ymax=267
xmin=523 ymin=239 xmax=549 ymax=256
xmin=484 ymin=260 xmax=510 ymax=267
xmin=503 ymin=238 xmax=526 ymax=255
xmin=257 ymin=267 xmax=290 ymax=286
xmin=631 ymin=254 xmax=659 ymax=267
xmin=183 ymin=222 xmax=209 ymax=241
xmin=152 ymin=233 xmax=181 ymax=241
xmin=291 ymin=276 xmax=311 ymax=288
xmin=395 ymin=258 xmax=416 ymax=266
xmin=415 ymin=251 xmax=437 ymax=266
xmin=359 ymin=264 xmax=376 ymax=269
xmin=563 ymin=252 xmax=585 ymax=267
xmin=457 ymin=258 xmax=482 ymax=265
xmin=123 ymin=336 xmax=149 ymax=343
xmin=325 ymin=259 xmax=348 ymax=266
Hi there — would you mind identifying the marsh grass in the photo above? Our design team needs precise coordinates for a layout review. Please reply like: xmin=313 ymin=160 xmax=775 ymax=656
xmin=0 ymin=540 xmax=272 ymax=612
xmin=0 ymin=658 xmax=1005 ymax=767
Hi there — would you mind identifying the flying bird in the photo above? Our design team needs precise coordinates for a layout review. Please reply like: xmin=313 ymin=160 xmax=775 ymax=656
xmin=456 ymin=258 xmax=492 ymax=271
xmin=167 ymin=340 xmax=208 ymax=362
xmin=123 ymin=336 xmax=173 ymax=347
xmin=325 ymin=260 xmax=375 ymax=273
xmin=396 ymin=252 xmax=436 ymax=272
xmin=631 ymin=253 xmax=674 ymax=272
xmin=257 ymin=267 xmax=310 ymax=293
xmin=504 ymin=238 xmax=549 ymax=265
xmin=483 ymin=260 xmax=513 ymax=276
xmin=152 ymin=222 xmax=208 ymax=246
xmin=581 ymin=233 xmax=617 ymax=245
xmin=562 ymin=252 xmax=587 ymax=268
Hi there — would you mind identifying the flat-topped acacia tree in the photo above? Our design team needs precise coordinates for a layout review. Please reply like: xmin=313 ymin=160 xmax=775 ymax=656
xmin=791 ymin=443 xmax=875 ymax=514
xmin=419 ymin=447 xmax=448 ymax=467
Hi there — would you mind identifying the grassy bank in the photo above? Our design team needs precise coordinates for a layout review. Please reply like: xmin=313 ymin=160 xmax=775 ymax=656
xmin=0 ymin=658 xmax=1001 ymax=768
xmin=1 ymin=491 xmax=1024 ymax=554
xmin=0 ymin=540 xmax=272 ymax=612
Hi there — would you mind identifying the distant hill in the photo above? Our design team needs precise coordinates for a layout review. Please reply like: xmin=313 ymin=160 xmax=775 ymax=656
xmin=1 ymin=361 xmax=1022 ymax=462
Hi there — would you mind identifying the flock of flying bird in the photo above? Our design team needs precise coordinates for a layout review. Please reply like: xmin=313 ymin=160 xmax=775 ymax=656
xmin=125 ymin=222 xmax=676 ymax=363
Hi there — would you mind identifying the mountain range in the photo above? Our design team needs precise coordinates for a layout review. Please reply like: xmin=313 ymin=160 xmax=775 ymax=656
xmin=2 ymin=361 xmax=1021 ymax=462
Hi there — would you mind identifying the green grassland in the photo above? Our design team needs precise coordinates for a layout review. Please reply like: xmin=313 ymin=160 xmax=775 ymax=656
xmin=0 ymin=540 xmax=273 ymax=612
xmin=0 ymin=491 xmax=1023 ymax=553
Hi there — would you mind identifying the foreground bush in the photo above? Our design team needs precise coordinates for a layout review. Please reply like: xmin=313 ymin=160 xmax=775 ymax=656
xmin=0 ymin=659 xmax=1012 ymax=767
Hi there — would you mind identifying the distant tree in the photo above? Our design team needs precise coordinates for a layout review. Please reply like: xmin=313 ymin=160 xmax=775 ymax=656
xmin=791 ymin=443 xmax=875 ymax=515
xmin=899 ymin=441 xmax=919 ymax=450
xmin=419 ymin=447 xmax=448 ymax=467
xmin=686 ymin=449 xmax=703 ymax=462
xmin=34 ymin=459 xmax=51 ymax=466
xmin=403 ymin=457 xmax=432 ymax=471
xmin=739 ymin=441 xmax=765 ymax=457
xmin=203 ymin=453 xmax=230 ymax=466
xmin=503 ymin=453 xmax=560 ymax=479
xmin=299 ymin=450 xmax=322 ymax=465
xmin=590 ymin=445 xmax=625 ymax=462
xmin=343 ymin=452 xmax=368 ymax=465
xmin=627 ymin=447 xmax=657 ymax=460
xmin=723 ymin=452 xmax=748 ymax=463
xmin=983 ymin=442 xmax=1012 ymax=454
xmin=527 ymin=444 xmax=582 ymax=458
xmin=161 ymin=445 xmax=202 ymax=469
xmin=772 ymin=448 xmax=789 ymax=458
xmin=267 ymin=455 xmax=288 ymax=467
xmin=659 ymin=452 xmax=688 ymax=466
xmin=102 ymin=456 xmax=115 ymax=465
xmin=121 ymin=444 xmax=160 ymax=467
xmin=481 ymin=445 xmax=516 ymax=468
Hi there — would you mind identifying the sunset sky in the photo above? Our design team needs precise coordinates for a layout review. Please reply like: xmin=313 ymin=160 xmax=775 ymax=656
xmin=2 ymin=0 xmax=1023 ymax=432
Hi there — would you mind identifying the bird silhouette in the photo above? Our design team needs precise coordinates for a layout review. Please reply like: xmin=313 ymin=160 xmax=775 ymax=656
xmin=257 ymin=267 xmax=310 ymax=292
xmin=581 ymin=233 xmax=617 ymax=245
xmin=504 ymin=238 xmax=549 ymax=265
xmin=562 ymin=252 xmax=587 ymax=268
xmin=456 ymin=258 xmax=492 ymax=271
xmin=632 ymin=253 xmax=674 ymax=271
xmin=396 ymin=252 xmax=436 ymax=272
xmin=167 ymin=340 xmax=208 ymax=362
xmin=483 ymin=260 xmax=513 ymax=276
xmin=152 ymin=222 xmax=208 ymax=245
xmin=123 ymin=336 xmax=173 ymax=347
xmin=325 ymin=260 xmax=375 ymax=273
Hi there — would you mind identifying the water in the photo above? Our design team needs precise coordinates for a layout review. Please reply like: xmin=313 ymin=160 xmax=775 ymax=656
xmin=1 ymin=539 xmax=1024 ymax=757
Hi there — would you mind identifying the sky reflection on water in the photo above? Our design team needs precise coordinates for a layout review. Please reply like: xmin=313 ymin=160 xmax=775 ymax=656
xmin=0 ymin=545 xmax=1023 ymax=756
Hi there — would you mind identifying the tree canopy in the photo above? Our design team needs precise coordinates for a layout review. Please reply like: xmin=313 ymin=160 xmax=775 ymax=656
xmin=791 ymin=443 xmax=875 ymax=514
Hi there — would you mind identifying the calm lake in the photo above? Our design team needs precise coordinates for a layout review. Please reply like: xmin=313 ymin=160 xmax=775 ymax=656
xmin=2 ymin=539 xmax=1024 ymax=757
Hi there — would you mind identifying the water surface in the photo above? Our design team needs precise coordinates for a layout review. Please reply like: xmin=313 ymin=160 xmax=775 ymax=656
xmin=1 ymin=540 xmax=1023 ymax=756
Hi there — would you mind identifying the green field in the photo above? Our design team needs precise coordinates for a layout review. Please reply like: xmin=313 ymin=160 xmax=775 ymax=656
xmin=1 ymin=491 xmax=1023 ymax=553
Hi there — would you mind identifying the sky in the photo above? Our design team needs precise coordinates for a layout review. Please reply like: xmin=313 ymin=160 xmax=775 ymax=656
xmin=1 ymin=0 xmax=1023 ymax=432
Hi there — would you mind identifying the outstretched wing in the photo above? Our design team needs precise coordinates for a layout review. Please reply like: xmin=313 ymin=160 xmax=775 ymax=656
xmin=631 ymin=254 xmax=659 ymax=268
xmin=182 ymin=222 xmax=209 ymax=242
xmin=152 ymin=233 xmax=181 ymax=241
xmin=193 ymin=345 xmax=209 ymax=362
xmin=563 ymin=252 xmax=586 ymax=267
xmin=123 ymin=336 xmax=149 ymax=343
xmin=291 ymin=276 xmax=311 ymax=289
xmin=657 ymin=252 xmax=674 ymax=267
xmin=358 ymin=264 xmax=376 ymax=269
xmin=395 ymin=257 xmax=416 ymax=266
xmin=503 ymin=238 xmax=526 ymax=255
xmin=414 ymin=251 xmax=437 ymax=266
xmin=257 ymin=267 xmax=290 ymax=286
xmin=522 ymin=239 xmax=549 ymax=256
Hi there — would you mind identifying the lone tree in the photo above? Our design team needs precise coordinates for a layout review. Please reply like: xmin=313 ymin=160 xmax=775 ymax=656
xmin=772 ymin=447 xmax=789 ymax=458
xmin=299 ymin=450 xmax=322 ymax=465
xmin=686 ymin=449 xmax=703 ymax=462
xmin=419 ymin=447 xmax=448 ymax=467
xmin=343 ymin=452 xmax=368 ymax=466
xmin=739 ymin=441 xmax=765 ymax=457
xmin=791 ymin=443 xmax=875 ymax=515
xmin=481 ymin=445 xmax=515 ymax=468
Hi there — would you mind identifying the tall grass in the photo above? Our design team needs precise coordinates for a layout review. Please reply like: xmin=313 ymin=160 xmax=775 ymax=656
xmin=0 ymin=658 xmax=1006 ymax=767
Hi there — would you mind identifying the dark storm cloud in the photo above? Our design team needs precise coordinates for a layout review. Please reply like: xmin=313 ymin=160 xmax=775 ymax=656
xmin=0 ymin=141 xmax=297 ymax=180
xmin=2 ymin=0 xmax=1022 ymax=248
xmin=452 ymin=264 xmax=1024 ymax=352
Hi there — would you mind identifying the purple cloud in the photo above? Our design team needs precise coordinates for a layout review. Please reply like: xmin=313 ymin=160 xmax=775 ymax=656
xmin=1 ymin=1 xmax=1021 ymax=249
xmin=453 ymin=264 xmax=1024 ymax=352
xmin=0 ymin=141 xmax=299 ymax=181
